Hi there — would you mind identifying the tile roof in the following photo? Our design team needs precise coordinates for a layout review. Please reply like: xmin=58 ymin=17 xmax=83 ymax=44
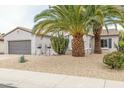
xmin=4 ymin=26 xmax=119 ymax=37
xmin=88 ymin=29 xmax=119 ymax=36
xmin=0 ymin=34 xmax=4 ymax=41
xmin=16 ymin=26 xmax=32 ymax=32
xmin=4 ymin=26 xmax=51 ymax=37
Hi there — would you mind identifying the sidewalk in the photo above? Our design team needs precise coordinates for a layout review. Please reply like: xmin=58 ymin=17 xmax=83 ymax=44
xmin=0 ymin=68 xmax=123 ymax=88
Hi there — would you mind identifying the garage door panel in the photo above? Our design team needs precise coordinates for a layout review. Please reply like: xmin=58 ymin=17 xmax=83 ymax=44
xmin=8 ymin=40 xmax=31 ymax=54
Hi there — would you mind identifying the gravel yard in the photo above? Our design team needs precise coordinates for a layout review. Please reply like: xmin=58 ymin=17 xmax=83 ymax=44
xmin=0 ymin=54 xmax=124 ymax=81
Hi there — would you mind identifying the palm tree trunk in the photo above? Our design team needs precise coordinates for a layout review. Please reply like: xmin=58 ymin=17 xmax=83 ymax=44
xmin=93 ymin=26 xmax=102 ymax=54
xmin=72 ymin=34 xmax=85 ymax=57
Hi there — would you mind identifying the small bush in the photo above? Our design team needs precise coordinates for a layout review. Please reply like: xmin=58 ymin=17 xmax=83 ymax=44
xmin=103 ymin=51 xmax=124 ymax=69
xmin=19 ymin=55 xmax=26 ymax=63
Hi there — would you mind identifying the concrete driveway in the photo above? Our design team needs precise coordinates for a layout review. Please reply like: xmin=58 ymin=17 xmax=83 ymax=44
xmin=0 ymin=68 xmax=123 ymax=88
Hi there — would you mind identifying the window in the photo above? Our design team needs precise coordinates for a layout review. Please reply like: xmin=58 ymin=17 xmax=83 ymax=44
xmin=101 ymin=39 xmax=107 ymax=48
xmin=101 ymin=38 xmax=112 ymax=48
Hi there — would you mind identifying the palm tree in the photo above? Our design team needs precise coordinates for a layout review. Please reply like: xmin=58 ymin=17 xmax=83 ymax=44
xmin=85 ymin=5 xmax=123 ymax=54
xmin=33 ymin=5 xmax=90 ymax=57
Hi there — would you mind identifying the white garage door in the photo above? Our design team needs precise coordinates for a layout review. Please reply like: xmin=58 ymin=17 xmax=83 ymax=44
xmin=8 ymin=40 xmax=31 ymax=55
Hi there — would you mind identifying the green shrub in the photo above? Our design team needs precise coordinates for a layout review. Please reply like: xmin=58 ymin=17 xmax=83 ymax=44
xmin=119 ymin=41 xmax=124 ymax=47
xmin=114 ymin=41 xmax=124 ymax=53
xmin=103 ymin=51 xmax=124 ymax=69
xmin=19 ymin=55 xmax=26 ymax=63
xmin=115 ymin=31 xmax=124 ymax=53
xmin=51 ymin=32 xmax=69 ymax=55
xmin=119 ymin=31 xmax=124 ymax=41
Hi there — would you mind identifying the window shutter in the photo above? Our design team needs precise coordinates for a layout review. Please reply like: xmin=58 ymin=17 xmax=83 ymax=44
xmin=108 ymin=38 xmax=112 ymax=48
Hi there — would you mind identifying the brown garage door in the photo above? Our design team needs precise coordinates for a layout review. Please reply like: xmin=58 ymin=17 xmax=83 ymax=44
xmin=8 ymin=40 xmax=31 ymax=55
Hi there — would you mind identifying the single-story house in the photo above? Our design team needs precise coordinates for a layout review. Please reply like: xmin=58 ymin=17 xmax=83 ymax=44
xmin=4 ymin=27 xmax=119 ymax=55
xmin=4 ymin=27 xmax=51 ymax=55
xmin=0 ymin=34 xmax=4 ymax=54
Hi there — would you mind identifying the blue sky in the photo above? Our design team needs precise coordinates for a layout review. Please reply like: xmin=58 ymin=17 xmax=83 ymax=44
xmin=0 ymin=5 xmax=48 ymax=33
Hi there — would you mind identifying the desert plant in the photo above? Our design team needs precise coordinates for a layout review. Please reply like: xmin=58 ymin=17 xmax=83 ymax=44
xmin=114 ymin=31 xmax=124 ymax=53
xmin=19 ymin=55 xmax=26 ymax=63
xmin=51 ymin=33 xmax=69 ymax=55
xmin=103 ymin=51 xmax=124 ymax=69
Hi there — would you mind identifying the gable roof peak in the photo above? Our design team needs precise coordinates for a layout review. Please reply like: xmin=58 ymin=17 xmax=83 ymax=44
xmin=4 ymin=26 xmax=32 ymax=37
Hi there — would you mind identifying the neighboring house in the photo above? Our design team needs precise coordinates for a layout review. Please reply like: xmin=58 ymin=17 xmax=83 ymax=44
xmin=68 ymin=29 xmax=119 ymax=55
xmin=0 ymin=34 xmax=4 ymax=54
xmin=4 ymin=27 xmax=119 ymax=55
xmin=4 ymin=27 xmax=51 ymax=55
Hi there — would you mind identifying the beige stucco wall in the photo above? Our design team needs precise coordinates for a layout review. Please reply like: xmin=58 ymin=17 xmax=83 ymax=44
xmin=68 ymin=35 xmax=118 ymax=55
xmin=4 ymin=28 xmax=52 ymax=55
xmin=84 ymin=35 xmax=94 ymax=54
xmin=35 ymin=36 xmax=52 ymax=55
xmin=0 ymin=41 xmax=4 ymax=53
xmin=4 ymin=29 xmax=35 ymax=54
xmin=101 ymin=35 xmax=118 ymax=53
